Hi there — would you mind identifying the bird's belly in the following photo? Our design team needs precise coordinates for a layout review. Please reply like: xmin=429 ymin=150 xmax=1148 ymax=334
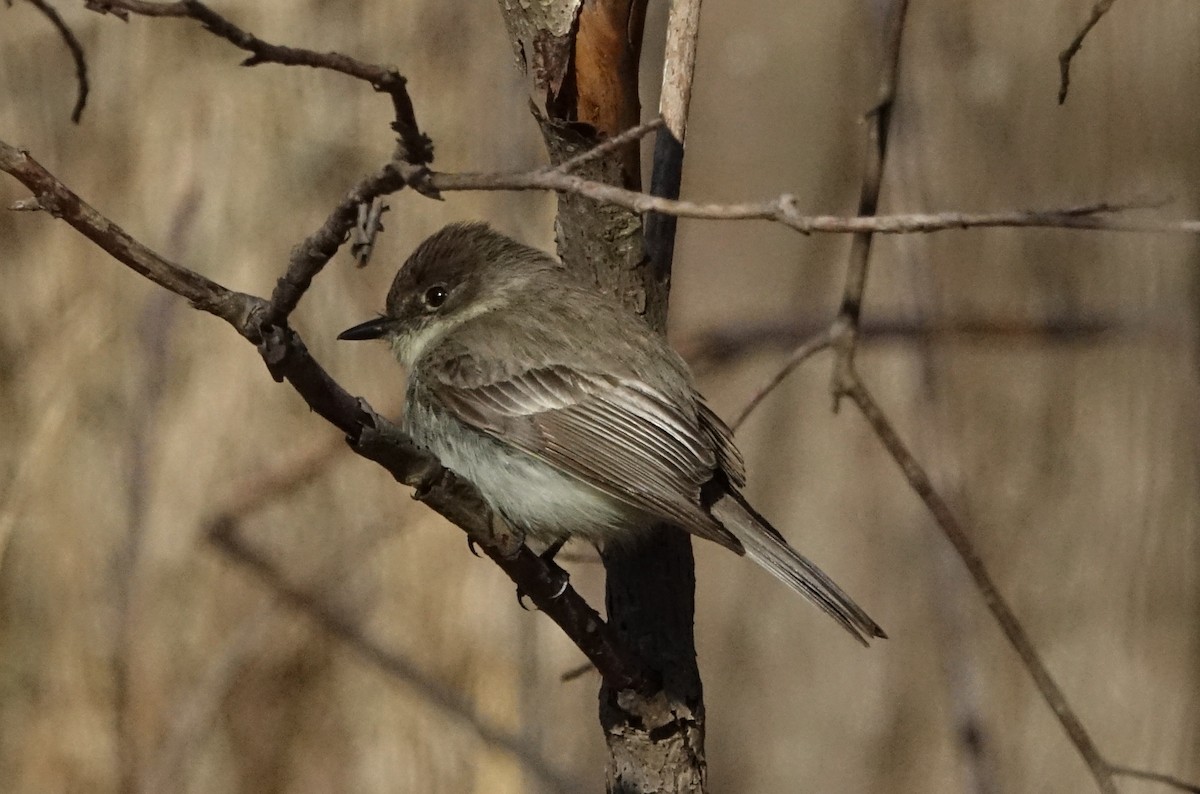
xmin=407 ymin=406 xmax=637 ymax=545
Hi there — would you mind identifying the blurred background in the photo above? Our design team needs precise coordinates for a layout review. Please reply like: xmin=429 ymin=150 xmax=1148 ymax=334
xmin=1 ymin=1 xmax=1198 ymax=792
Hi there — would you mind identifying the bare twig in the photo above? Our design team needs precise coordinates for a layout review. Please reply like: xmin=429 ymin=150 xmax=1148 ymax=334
xmin=842 ymin=371 xmax=1123 ymax=793
xmin=1112 ymin=765 xmax=1200 ymax=793
xmin=1058 ymin=0 xmax=1120 ymax=104
xmin=85 ymin=0 xmax=434 ymax=319
xmin=17 ymin=0 xmax=90 ymax=122
xmin=85 ymin=0 xmax=432 ymax=163
xmin=817 ymin=4 xmax=1125 ymax=790
xmin=0 ymin=138 xmax=652 ymax=697
xmin=829 ymin=0 xmax=908 ymax=408
xmin=719 ymin=4 xmax=1190 ymax=792
xmin=427 ymin=169 xmax=1200 ymax=235
xmin=730 ymin=329 xmax=831 ymax=431
xmin=207 ymin=520 xmax=583 ymax=794
xmin=260 ymin=158 xmax=422 ymax=328
xmin=549 ymin=117 xmax=664 ymax=175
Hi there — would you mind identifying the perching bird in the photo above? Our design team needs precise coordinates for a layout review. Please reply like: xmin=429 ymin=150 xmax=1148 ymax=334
xmin=339 ymin=222 xmax=884 ymax=644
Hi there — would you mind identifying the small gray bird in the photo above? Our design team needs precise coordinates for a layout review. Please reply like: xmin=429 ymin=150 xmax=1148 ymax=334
xmin=339 ymin=222 xmax=884 ymax=644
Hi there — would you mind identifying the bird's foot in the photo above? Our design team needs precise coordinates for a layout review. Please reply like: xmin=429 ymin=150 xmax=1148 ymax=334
xmin=516 ymin=538 xmax=571 ymax=609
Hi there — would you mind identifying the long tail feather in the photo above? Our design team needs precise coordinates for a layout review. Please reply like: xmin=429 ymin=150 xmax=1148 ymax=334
xmin=710 ymin=492 xmax=886 ymax=646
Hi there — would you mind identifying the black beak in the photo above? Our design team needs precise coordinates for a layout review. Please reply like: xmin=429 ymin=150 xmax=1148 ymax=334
xmin=337 ymin=316 xmax=392 ymax=341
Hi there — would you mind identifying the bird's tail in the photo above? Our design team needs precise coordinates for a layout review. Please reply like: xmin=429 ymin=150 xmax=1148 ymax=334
xmin=710 ymin=491 xmax=886 ymax=646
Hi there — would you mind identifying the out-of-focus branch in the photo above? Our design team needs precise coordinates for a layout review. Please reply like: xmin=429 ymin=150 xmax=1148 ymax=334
xmin=85 ymin=0 xmax=432 ymax=164
xmin=681 ymin=312 xmax=1144 ymax=372
xmin=206 ymin=520 xmax=583 ymax=794
xmin=0 ymin=138 xmax=652 ymax=697
xmin=828 ymin=0 xmax=909 ymax=408
xmin=1111 ymin=765 xmax=1200 ymax=793
xmin=729 ymin=330 xmax=831 ymax=431
xmin=842 ymin=372 xmax=1124 ymax=792
xmin=15 ymin=0 xmax=90 ymax=122
xmin=1058 ymin=0 xmax=1120 ymax=104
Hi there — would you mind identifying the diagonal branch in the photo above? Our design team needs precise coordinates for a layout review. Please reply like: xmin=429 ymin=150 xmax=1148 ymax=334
xmin=0 ymin=138 xmax=652 ymax=697
xmin=15 ymin=0 xmax=90 ymax=123
xmin=1058 ymin=0 xmax=1120 ymax=105
xmin=258 ymin=158 xmax=425 ymax=328
xmin=206 ymin=519 xmax=584 ymax=794
xmin=842 ymin=369 xmax=1119 ymax=793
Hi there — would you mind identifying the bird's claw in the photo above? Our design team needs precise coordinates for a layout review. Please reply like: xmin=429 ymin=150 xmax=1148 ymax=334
xmin=515 ymin=542 xmax=571 ymax=609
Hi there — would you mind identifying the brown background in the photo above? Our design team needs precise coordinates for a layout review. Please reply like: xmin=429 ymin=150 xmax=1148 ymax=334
xmin=1 ymin=1 xmax=1197 ymax=792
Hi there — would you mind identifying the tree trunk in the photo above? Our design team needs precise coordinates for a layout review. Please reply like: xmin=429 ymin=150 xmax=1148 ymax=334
xmin=496 ymin=1 xmax=707 ymax=790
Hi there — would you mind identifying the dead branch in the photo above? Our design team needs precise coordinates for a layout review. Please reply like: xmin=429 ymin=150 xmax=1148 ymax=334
xmin=723 ymin=2 xmax=1195 ymax=791
xmin=842 ymin=371 xmax=1120 ymax=793
xmin=15 ymin=0 xmax=90 ymax=122
xmin=730 ymin=330 xmax=831 ymax=431
xmin=206 ymin=519 xmax=583 ymax=794
xmin=1058 ymin=0 xmax=1120 ymax=104
xmin=426 ymin=169 xmax=1200 ymax=235
xmin=0 ymin=138 xmax=652 ymax=697
xmin=85 ymin=0 xmax=432 ymax=164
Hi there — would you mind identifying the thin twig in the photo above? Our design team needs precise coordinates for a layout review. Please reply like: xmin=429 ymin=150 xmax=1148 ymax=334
xmin=1058 ymin=0 xmax=1120 ymax=104
xmin=85 ymin=0 xmax=431 ymax=163
xmin=814 ymin=4 xmax=1121 ymax=791
xmin=260 ymin=158 xmax=421 ymax=328
xmin=20 ymin=0 xmax=90 ymax=122
xmin=730 ymin=329 xmax=831 ymax=431
xmin=83 ymin=0 xmax=435 ymax=324
xmin=1111 ymin=765 xmax=1200 ymax=793
xmin=829 ymin=0 xmax=909 ymax=409
xmin=843 ymin=371 xmax=1119 ymax=793
xmin=549 ymin=117 xmax=664 ymax=175
xmin=426 ymin=170 xmax=1200 ymax=235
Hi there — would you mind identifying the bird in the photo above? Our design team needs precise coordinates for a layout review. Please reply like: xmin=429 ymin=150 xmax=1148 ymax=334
xmin=338 ymin=222 xmax=885 ymax=644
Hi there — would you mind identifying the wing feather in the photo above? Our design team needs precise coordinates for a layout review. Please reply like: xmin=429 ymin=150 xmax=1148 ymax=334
xmin=428 ymin=363 xmax=741 ymax=549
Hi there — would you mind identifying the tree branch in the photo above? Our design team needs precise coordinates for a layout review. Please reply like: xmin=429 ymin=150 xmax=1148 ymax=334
xmin=1058 ymin=0 xmax=1120 ymax=104
xmin=0 ymin=138 xmax=652 ymax=697
xmin=16 ymin=0 xmax=90 ymax=122
xmin=842 ymin=371 xmax=1120 ymax=793
xmin=85 ymin=0 xmax=432 ymax=164
xmin=206 ymin=519 xmax=584 ymax=794
xmin=427 ymin=168 xmax=1200 ymax=235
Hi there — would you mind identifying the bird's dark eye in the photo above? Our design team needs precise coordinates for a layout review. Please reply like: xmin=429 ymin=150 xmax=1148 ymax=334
xmin=423 ymin=284 xmax=448 ymax=308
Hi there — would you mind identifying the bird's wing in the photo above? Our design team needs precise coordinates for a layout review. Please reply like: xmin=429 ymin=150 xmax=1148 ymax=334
xmin=426 ymin=360 xmax=741 ymax=550
xmin=696 ymin=397 xmax=745 ymax=488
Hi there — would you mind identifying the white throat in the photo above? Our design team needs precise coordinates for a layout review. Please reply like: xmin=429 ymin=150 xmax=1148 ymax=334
xmin=389 ymin=296 xmax=503 ymax=368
